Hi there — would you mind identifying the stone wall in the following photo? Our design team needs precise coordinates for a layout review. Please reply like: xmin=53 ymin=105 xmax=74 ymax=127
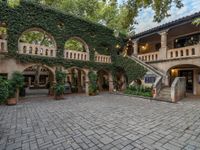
xmin=171 ymin=77 xmax=186 ymax=102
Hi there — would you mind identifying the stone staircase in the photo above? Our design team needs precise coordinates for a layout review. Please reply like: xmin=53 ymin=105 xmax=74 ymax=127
xmin=156 ymin=87 xmax=172 ymax=102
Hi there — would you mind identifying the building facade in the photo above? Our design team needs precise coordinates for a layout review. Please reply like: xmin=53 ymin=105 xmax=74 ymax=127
xmin=130 ymin=12 xmax=200 ymax=99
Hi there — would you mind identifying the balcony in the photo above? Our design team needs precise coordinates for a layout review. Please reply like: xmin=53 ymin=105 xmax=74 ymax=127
xmin=137 ymin=44 xmax=200 ymax=62
xmin=167 ymin=44 xmax=200 ymax=59
xmin=18 ymin=43 xmax=56 ymax=57
xmin=0 ymin=39 xmax=7 ymax=53
xmin=138 ymin=52 xmax=159 ymax=62
xmin=64 ymin=50 xmax=89 ymax=61
xmin=95 ymin=52 xmax=111 ymax=63
xmin=1 ymin=40 xmax=113 ymax=63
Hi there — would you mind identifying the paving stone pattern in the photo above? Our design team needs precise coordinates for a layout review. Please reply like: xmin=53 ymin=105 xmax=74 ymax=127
xmin=0 ymin=94 xmax=200 ymax=150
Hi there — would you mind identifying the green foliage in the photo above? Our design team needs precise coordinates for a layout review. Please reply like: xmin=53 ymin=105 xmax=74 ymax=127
xmin=125 ymin=85 xmax=152 ymax=97
xmin=0 ymin=77 xmax=9 ymax=104
xmin=113 ymin=56 xmax=147 ymax=83
xmin=54 ymin=84 xmax=65 ymax=96
xmin=65 ymin=39 xmax=85 ymax=51
xmin=20 ymin=31 xmax=55 ymax=47
xmin=54 ymin=70 xmax=66 ymax=96
xmin=193 ymin=18 xmax=200 ymax=26
xmin=0 ymin=1 xmax=147 ymax=85
xmin=55 ymin=70 xmax=66 ymax=84
xmin=88 ymin=70 xmax=98 ymax=95
xmin=7 ymin=80 xmax=16 ymax=98
xmin=10 ymin=71 xmax=25 ymax=89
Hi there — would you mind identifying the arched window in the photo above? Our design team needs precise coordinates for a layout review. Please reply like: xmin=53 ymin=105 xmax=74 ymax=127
xmin=65 ymin=37 xmax=88 ymax=52
xmin=19 ymin=29 xmax=56 ymax=48
xmin=18 ymin=28 xmax=56 ymax=57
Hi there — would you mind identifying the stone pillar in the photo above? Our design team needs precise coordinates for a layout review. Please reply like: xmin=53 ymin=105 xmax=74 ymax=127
xmin=28 ymin=77 xmax=32 ymax=87
xmin=77 ymin=70 xmax=82 ymax=93
xmin=121 ymin=75 xmax=126 ymax=90
xmin=108 ymin=73 xmax=114 ymax=92
xmin=133 ymin=39 xmax=139 ymax=56
xmin=159 ymin=30 xmax=168 ymax=60
xmin=85 ymin=69 xmax=90 ymax=96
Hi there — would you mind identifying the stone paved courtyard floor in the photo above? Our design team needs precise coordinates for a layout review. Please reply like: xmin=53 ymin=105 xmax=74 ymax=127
xmin=0 ymin=94 xmax=200 ymax=150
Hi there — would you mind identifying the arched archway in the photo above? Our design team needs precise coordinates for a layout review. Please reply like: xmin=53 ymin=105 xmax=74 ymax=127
xmin=64 ymin=37 xmax=90 ymax=61
xmin=65 ymin=37 xmax=89 ymax=53
xmin=167 ymin=64 xmax=200 ymax=95
xmin=97 ymin=69 xmax=110 ymax=92
xmin=65 ymin=67 xmax=87 ymax=93
xmin=114 ymin=67 xmax=127 ymax=91
xmin=18 ymin=28 xmax=57 ymax=57
xmin=23 ymin=65 xmax=55 ymax=97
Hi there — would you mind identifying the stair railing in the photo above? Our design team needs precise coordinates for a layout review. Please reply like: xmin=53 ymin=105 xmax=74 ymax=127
xmin=152 ymin=76 xmax=162 ymax=98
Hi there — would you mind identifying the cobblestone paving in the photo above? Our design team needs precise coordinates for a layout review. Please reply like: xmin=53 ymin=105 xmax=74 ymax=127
xmin=1 ymin=94 xmax=200 ymax=150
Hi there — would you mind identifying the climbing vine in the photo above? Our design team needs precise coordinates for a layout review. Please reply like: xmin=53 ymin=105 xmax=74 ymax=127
xmin=0 ymin=0 xmax=147 ymax=83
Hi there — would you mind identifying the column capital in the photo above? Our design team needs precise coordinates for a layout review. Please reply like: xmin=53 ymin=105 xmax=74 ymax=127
xmin=132 ymin=38 xmax=140 ymax=43
xmin=158 ymin=29 xmax=169 ymax=35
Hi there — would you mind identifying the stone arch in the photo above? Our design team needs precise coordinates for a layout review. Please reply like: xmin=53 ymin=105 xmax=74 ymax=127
xmin=17 ymin=27 xmax=57 ymax=57
xmin=22 ymin=64 xmax=56 ymax=97
xmin=114 ymin=67 xmax=127 ymax=91
xmin=64 ymin=37 xmax=89 ymax=53
xmin=18 ymin=27 xmax=57 ymax=48
xmin=65 ymin=67 xmax=87 ymax=93
xmin=97 ymin=69 xmax=110 ymax=92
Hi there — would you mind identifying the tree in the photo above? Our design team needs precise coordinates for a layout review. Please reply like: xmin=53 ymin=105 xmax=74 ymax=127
xmin=193 ymin=18 xmax=200 ymax=26
xmin=1 ymin=0 xmax=184 ymax=34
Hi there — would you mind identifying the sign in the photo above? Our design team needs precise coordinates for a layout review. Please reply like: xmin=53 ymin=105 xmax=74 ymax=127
xmin=144 ymin=74 xmax=156 ymax=83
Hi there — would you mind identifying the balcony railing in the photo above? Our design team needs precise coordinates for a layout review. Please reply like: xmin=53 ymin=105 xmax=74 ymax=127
xmin=64 ymin=50 xmax=89 ymax=61
xmin=95 ymin=53 xmax=111 ymax=63
xmin=138 ymin=52 xmax=159 ymax=62
xmin=0 ymin=39 xmax=7 ymax=53
xmin=18 ymin=43 xmax=56 ymax=57
xmin=167 ymin=44 xmax=200 ymax=59
xmin=137 ymin=44 xmax=200 ymax=62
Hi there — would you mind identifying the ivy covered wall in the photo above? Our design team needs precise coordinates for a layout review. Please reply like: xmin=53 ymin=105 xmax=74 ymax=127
xmin=0 ymin=0 xmax=147 ymax=83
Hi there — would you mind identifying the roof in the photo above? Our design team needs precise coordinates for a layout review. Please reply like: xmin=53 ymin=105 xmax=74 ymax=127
xmin=132 ymin=11 xmax=200 ymax=39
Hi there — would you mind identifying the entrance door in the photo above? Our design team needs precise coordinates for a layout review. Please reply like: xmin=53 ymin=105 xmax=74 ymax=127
xmin=179 ymin=70 xmax=193 ymax=92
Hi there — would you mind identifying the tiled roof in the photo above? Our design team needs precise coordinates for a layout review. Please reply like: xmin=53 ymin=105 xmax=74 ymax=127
xmin=132 ymin=11 xmax=200 ymax=39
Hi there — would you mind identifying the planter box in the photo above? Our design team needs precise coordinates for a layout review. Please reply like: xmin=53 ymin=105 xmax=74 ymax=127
xmin=7 ymin=98 xmax=17 ymax=105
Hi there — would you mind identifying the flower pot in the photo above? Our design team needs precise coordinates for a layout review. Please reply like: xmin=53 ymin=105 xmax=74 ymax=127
xmin=54 ymin=95 xmax=64 ymax=100
xmin=7 ymin=98 xmax=17 ymax=105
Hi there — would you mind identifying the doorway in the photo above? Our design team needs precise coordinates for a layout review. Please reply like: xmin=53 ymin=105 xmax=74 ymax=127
xmin=179 ymin=70 xmax=193 ymax=93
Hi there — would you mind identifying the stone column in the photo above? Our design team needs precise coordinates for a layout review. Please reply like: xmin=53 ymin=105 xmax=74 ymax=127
xmin=133 ymin=39 xmax=139 ymax=56
xmin=121 ymin=75 xmax=126 ymax=90
xmin=28 ymin=77 xmax=32 ymax=87
xmin=108 ymin=73 xmax=114 ymax=92
xmin=77 ymin=70 xmax=82 ymax=93
xmin=159 ymin=30 xmax=168 ymax=60
xmin=85 ymin=69 xmax=90 ymax=96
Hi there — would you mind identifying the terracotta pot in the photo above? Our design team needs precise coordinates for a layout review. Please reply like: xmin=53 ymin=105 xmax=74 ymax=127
xmin=7 ymin=98 xmax=17 ymax=105
xmin=54 ymin=95 xmax=64 ymax=100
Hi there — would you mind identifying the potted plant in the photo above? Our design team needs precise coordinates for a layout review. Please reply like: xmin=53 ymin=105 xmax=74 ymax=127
xmin=88 ymin=71 xmax=98 ymax=96
xmin=0 ymin=77 xmax=9 ymax=105
xmin=7 ymin=81 xmax=17 ymax=105
xmin=54 ymin=70 xmax=66 ymax=100
xmin=7 ymin=72 xmax=24 ymax=105
xmin=54 ymin=84 xmax=65 ymax=100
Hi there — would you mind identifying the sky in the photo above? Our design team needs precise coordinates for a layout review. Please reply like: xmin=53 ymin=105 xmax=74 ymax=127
xmin=118 ymin=0 xmax=200 ymax=34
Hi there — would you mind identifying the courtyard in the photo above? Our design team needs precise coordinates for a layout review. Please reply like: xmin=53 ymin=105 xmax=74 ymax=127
xmin=0 ymin=94 xmax=200 ymax=150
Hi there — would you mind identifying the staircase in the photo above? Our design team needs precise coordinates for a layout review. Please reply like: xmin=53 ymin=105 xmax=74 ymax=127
xmin=128 ymin=55 xmax=164 ymax=76
xmin=128 ymin=55 xmax=174 ymax=102
xmin=155 ymin=87 xmax=172 ymax=102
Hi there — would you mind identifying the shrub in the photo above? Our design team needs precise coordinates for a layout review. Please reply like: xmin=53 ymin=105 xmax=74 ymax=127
xmin=54 ymin=84 xmax=65 ymax=96
xmin=0 ymin=77 xmax=9 ymax=104
xmin=54 ymin=70 xmax=66 ymax=97
xmin=88 ymin=71 xmax=98 ymax=95
xmin=124 ymin=85 xmax=152 ymax=97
